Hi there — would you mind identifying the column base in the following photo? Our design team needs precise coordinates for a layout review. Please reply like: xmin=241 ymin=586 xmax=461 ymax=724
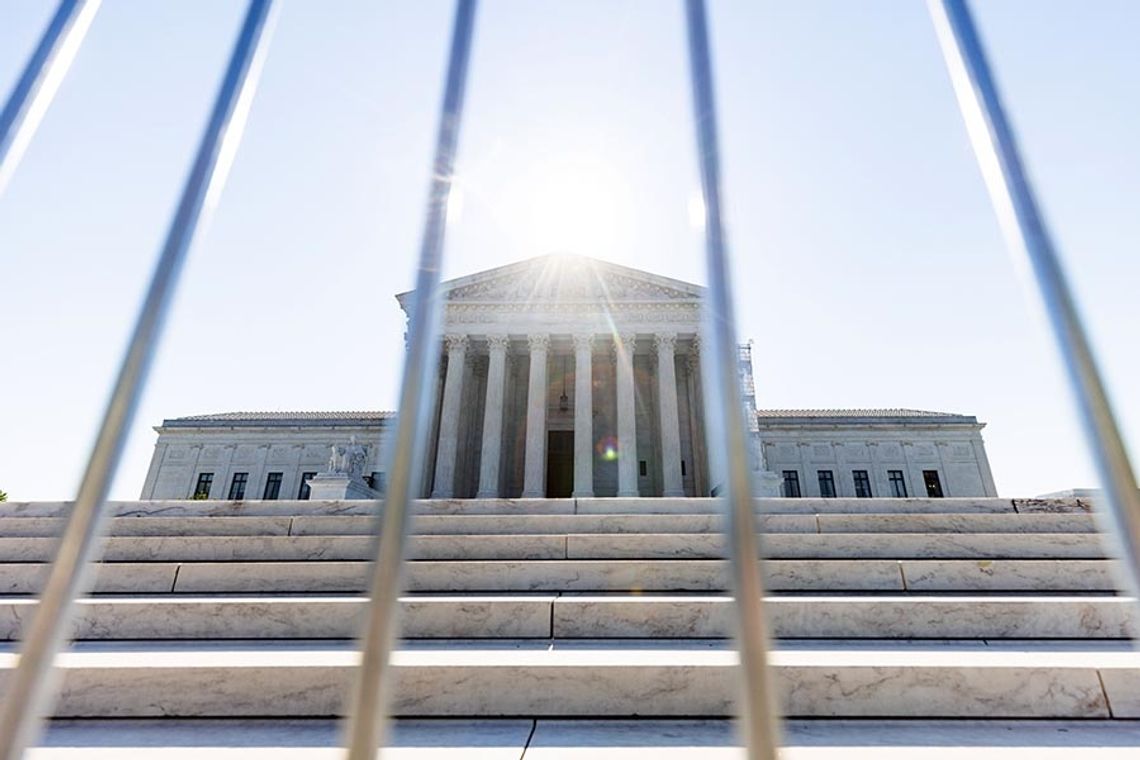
xmin=521 ymin=489 xmax=543 ymax=498
xmin=475 ymin=489 xmax=498 ymax=499
xmin=663 ymin=488 xmax=685 ymax=498
xmin=617 ymin=490 xmax=640 ymax=498
xmin=572 ymin=489 xmax=594 ymax=498
xmin=430 ymin=489 xmax=453 ymax=499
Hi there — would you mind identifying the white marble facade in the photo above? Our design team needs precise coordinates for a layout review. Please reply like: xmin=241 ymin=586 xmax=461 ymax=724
xmin=140 ymin=255 xmax=998 ymax=500
xmin=759 ymin=410 xmax=998 ymax=499
xmin=408 ymin=256 xmax=709 ymax=499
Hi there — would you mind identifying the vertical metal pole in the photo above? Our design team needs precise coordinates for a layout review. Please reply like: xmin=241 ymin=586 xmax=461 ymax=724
xmin=343 ymin=2 xmax=477 ymax=758
xmin=0 ymin=0 xmax=101 ymax=194
xmin=929 ymin=0 xmax=1140 ymax=599
xmin=683 ymin=2 xmax=783 ymax=759
xmin=0 ymin=3 xmax=276 ymax=757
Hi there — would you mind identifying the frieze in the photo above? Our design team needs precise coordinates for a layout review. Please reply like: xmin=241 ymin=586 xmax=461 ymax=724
xmin=444 ymin=301 xmax=701 ymax=325
xmin=446 ymin=268 xmax=700 ymax=303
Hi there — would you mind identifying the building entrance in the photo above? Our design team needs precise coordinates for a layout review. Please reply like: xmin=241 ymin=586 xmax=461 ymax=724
xmin=546 ymin=430 xmax=574 ymax=497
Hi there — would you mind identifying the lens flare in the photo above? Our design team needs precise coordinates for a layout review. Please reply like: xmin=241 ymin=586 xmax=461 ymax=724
xmin=596 ymin=435 xmax=619 ymax=461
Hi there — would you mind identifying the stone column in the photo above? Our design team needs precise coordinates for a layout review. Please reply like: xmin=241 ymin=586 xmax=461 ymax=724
xmin=572 ymin=333 xmax=595 ymax=497
xmin=655 ymin=332 xmax=684 ymax=497
xmin=522 ymin=333 xmax=550 ymax=498
xmin=431 ymin=334 xmax=468 ymax=498
xmin=685 ymin=338 xmax=706 ymax=496
xmin=615 ymin=333 xmax=639 ymax=497
xmin=476 ymin=334 xmax=510 ymax=498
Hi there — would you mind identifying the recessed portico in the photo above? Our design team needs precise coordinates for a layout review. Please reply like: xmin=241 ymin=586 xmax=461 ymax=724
xmin=399 ymin=255 xmax=710 ymax=499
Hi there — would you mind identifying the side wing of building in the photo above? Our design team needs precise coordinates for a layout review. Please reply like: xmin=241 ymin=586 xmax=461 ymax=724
xmin=758 ymin=409 xmax=998 ymax=498
xmin=140 ymin=412 xmax=392 ymax=500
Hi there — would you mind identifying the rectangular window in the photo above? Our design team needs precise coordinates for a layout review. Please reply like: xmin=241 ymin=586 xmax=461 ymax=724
xmin=193 ymin=473 xmax=213 ymax=499
xmin=263 ymin=472 xmax=283 ymax=500
xmin=639 ymin=460 xmax=648 ymax=477
xmin=297 ymin=472 xmax=316 ymax=500
xmin=853 ymin=470 xmax=873 ymax=498
xmin=681 ymin=460 xmax=686 ymax=477
xmin=924 ymin=470 xmax=944 ymax=498
xmin=781 ymin=470 xmax=801 ymax=498
xmin=227 ymin=472 xmax=248 ymax=500
xmin=817 ymin=470 xmax=836 ymax=498
xmin=888 ymin=470 xmax=907 ymax=498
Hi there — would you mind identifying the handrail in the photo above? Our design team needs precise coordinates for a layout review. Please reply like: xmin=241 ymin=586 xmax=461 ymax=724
xmin=0 ymin=3 xmax=277 ymax=757
xmin=342 ymin=2 xmax=478 ymax=758
xmin=684 ymin=2 xmax=783 ymax=759
xmin=929 ymin=0 xmax=1140 ymax=600
xmin=0 ymin=0 xmax=101 ymax=194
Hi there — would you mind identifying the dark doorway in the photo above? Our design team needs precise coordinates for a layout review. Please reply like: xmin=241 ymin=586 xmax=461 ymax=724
xmin=546 ymin=431 xmax=574 ymax=497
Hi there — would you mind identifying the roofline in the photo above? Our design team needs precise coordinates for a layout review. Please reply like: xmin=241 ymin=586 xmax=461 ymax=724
xmin=158 ymin=417 xmax=392 ymax=431
xmin=396 ymin=254 xmax=706 ymax=311
xmin=757 ymin=415 xmax=981 ymax=427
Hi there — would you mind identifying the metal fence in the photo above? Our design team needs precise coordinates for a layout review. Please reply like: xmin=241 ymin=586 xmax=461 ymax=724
xmin=0 ymin=1 xmax=1136 ymax=759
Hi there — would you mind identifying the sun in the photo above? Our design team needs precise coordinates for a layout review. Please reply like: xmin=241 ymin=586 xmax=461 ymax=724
xmin=505 ymin=152 xmax=633 ymax=258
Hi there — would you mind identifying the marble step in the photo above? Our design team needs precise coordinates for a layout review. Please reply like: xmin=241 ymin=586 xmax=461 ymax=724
xmin=0 ymin=595 xmax=1131 ymax=641
xmin=2 ymin=640 xmax=1136 ymax=718
xmin=0 ymin=533 xmax=1108 ymax=563
xmin=0 ymin=559 xmax=1118 ymax=594
xmin=0 ymin=496 xmax=1089 ymax=520
xmin=0 ymin=512 xmax=1099 ymax=539
xmin=26 ymin=718 xmax=1140 ymax=759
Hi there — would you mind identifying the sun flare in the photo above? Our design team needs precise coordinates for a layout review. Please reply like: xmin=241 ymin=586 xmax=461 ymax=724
xmin=503 ymin=152 xmax=632 ymax=258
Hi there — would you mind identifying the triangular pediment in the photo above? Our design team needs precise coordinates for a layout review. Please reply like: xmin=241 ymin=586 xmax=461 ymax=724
xmin=398 ymin=255 xmax=703 ymax=313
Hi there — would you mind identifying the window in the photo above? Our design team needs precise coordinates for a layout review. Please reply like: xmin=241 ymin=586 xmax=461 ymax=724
xmin=781 ymin=470 xmax=801 ymax=498
xmin=888 ymin=470 xmax=907 ymax=498
xmin=298 ymin=472 xmax=316 ymax=500
xmin=227 ymin=472 xmax=248 ymax=500
xmin=817 ymin=470 xmax=836 ymax=498
xmin=263 ymin=472 xmax=283 ymax=500
xmin=924 ymin=470 xmax=944 ymax=498
xmin=853 ymin=470 xmax=873 ymax=498
xmin=639 ymin=460 xmax=648 ymax=477
xmin=193 ymin=473 xmax=213 ymax=499
xmin=681 ymin=460 xmax=686 ymax=477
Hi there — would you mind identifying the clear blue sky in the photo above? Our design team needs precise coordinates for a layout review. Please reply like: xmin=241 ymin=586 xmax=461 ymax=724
xmin=1 ymin=1 xmax=1137 ymax=500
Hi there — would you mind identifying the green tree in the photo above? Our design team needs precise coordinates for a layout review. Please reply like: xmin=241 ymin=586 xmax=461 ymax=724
xmin=0 ymin=490 xmax=7 ymax=502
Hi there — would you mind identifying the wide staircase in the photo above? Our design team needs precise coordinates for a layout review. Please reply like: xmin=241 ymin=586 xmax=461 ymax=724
xmin=2 ymin=495 xmax=1139 ymax=757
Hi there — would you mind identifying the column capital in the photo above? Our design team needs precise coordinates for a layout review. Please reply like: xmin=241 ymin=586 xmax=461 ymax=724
xmin=527 ymin=333 xmax=550 ymax=353
xmin=572 ymin=333 xmax=595 ymax=352
xmin=653 ymin=331 xmax=677 ymax=354
xmin=444 ymin=333 xmax=469 ymax=354
xmin=687 ymin=335 xmax=701 ymax=369
xmin=613 ymin=332 xmax=637 ymax=358
xmin=486 ymin=333 xmax=510 ymax=353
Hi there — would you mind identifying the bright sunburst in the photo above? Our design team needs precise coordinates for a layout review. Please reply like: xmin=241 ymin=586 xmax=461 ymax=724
xmin=502 ymin=152 xmax=633 ymax=258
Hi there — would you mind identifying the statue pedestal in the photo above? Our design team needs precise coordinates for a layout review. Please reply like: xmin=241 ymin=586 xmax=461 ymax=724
xmin=306 ymin=473 xmax=380 ymax=501
xmin=754 ymin=469 xmax=782 ymax=497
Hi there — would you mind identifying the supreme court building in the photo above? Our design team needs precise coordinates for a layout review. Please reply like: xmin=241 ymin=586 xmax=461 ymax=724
xmin=141 ymin=256 xmax=998 ymax=501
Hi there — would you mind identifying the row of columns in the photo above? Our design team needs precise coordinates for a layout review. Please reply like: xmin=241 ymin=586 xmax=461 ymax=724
xmin=430 ymin=331 xmax=697 ymax=499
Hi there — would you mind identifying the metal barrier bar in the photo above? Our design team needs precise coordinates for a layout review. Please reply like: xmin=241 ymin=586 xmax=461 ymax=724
xmin=0 ymin=3 xmax=276 ymax=757
xmin=683 ymin=2 xmax=783 ymax=759
xmin=342 ymin=2 xmax=478 ymax=757
xmin=929 ymin=0 xmax=1140 ymax=599
xmin=0 ymin=0 xmax=101 ymax=194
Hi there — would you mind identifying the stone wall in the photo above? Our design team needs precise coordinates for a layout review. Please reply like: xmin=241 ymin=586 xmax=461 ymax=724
xmin=759 ymin=421 xmax=997 ymax=498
